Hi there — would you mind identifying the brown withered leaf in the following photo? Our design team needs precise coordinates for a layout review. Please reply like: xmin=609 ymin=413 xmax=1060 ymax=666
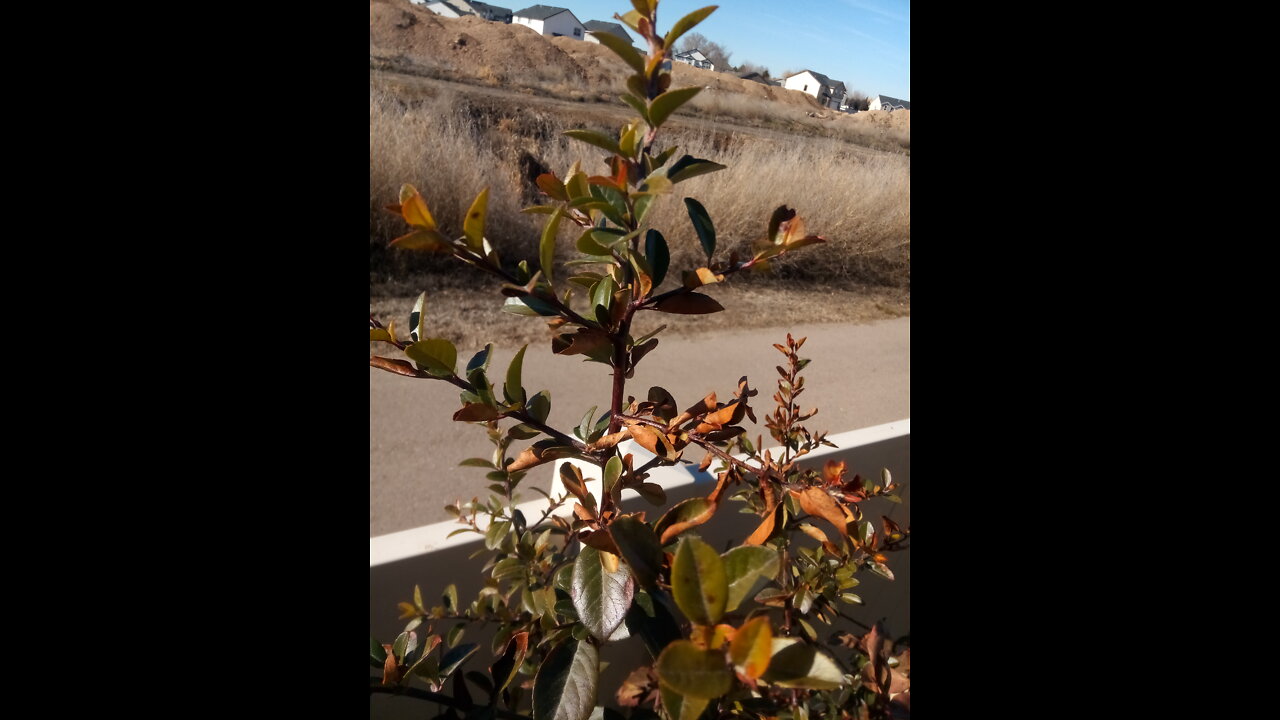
xmin=823 ymin=460 xmax=847 ymax=485
xmin=653 ymin=292 xmax=724 ymax=315
xmin=453 ymin=403 xmax=500 ymax=422
xmin=382 ymin=646 xmax=401 ymax=685
xmin=627 ymin=423 xmax=678 ymax=461
xmin=580 ymin=528 xmax=620 ymax=554
xmin=370 ymin=356 xmax=426 ymax=378
xmin=573 ymin=503 xmax=597 ymax=524
xmin=552 ymin=327 xmax=612 ymax=357
xmin=587 ymin=427 xmax=632 ymax=451
xmin=698 ymin=452 xmax=713 ymax=472
xmin=647 ymin=386 xmax=678 ymax=422
xmin=506 ymin=445 xmax=553 ymax=472
xmin=616 ymin=665 xmax=660 ymax=708
xmin=655 ymin=472 xmax=730 ymax=545
xmin=792 ymin=487 xmax=852 ymax=537
xmin=744 ymin=500 xmax=784 ymax=546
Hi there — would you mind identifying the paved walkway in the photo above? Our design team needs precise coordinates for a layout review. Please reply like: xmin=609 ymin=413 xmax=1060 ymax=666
xmin=370 ymin=317 xmax=909 ymax=536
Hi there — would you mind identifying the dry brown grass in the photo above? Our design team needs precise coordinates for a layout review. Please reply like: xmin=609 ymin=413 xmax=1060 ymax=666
xmin=369 ymin=78 xmax=910 ymax=286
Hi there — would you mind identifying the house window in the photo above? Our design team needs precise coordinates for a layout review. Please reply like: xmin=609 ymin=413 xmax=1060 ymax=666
xmin=803 ymin=84 xmax=808 ymax=92
xmin=573 ymin=28 xmax=581 ymax=36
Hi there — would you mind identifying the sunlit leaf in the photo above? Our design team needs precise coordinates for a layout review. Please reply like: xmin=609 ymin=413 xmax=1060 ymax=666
xmin=722 ymin=545 xmax=780 ymax=611
xmin=760 ymin=638 xmax=847 ymax=690
xmin=398 ymin=184 xmax=437 ymax=229
xmin=793 ymin=487 xmax=851 ymax=537
xmin=659 ymin=683 xmax=710 ymax=720
xmin=667 ymin=155 xmax=727 ymax=184
xmin=671 ymin=536 xmax=727 ymax=625
xmin=564 ymin=129 xmax=623 ymax=156
xmin=462 ymin=187 xmax=488 ymax=252
xmin=592 ymin=30 xmax=646 ymax=74
xmin=504 ymin=345 xmax=527 ymax=405
xmin=649 ymin=86 xmax=701 ymax=128
xmin=768 ymin=205 xmax=797 ymax=244
xmin=729 ymin=615 xmax=773 ymax=680
xmin=572 ymin=545 xmax=636 ymax=642
xmin=390 ymin=228 xmax=450 ymax=252
xmin=655 ymin=640 xmax=731 ymax=699
xmin=541 ymin=208 xmax=564 ymax=286
xmin=663 ymin=5 xmax=719 ymax=53
xmin=404 ymin=338 xmax=457 ymax=377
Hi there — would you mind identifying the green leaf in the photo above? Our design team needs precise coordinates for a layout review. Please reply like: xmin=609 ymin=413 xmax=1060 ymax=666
xmin=608 ymin=515 xmax=663 ymax=589
xmin=649 ymin=86 xmax=701 ymax=128
xmin=563 ymin=129 xmax=623 ymax=156
xmin=571 ymin=545 xmax=636 ymax=643
xmin=503 ymin=295 xmax=560 ymax=317
xmin=392 ymin=631 xmax=415 ymax=663
xmin=655 ymin=640 xmax=731 ymax=699
xmin=592 ymin=30 xmax=646 ymax=74
xmin=527 ymin=390 xmax=551 ymax=424
xmin=484 ymin=520 xmax=511 ymax=550
xmin=617 ymin=9 xmax=643 ymax=33
xmin=533 ymin=638 xmax=599 ymax=720
xmin=504 ymin=345 xmax=528 ymax=405
xmin=463 ymin=187 xmax=488 ymax=252
xmin=667 ymin=155 xmax=726 ymax=184
xmin=370 ymin=636 xmax=388 ymax=668
xmin=663 ymin=5 xmax=718 ymax=51
xmin=620 ymin=94 xmax=651 ymax=124
xmin=467 ymin=344 xmax=493 ymax=374
xmin=659 ymin=683 xmax=710 ymax=720
xmin=671 ymin=536 xmax=727 ymax=625
xmin=409 ymin=292 xmax=427 ymax=343
xmin=404 ymin=338 xmax=457 ymax=377
xmin=588 ymin=184 xmax=629 ymax=227
xmin=592 ymin=275 xmax=617 ymax=318
xmin=722 ymin=546 xmax=780 ymax=611
xmin=760 ymin=638 xmax=847 ymax=690
xmin=440 ymin=642 xmax=479 ymax=678
xmin=644 ymin=230 xmax=669 ymax=287
xmin=602 ymin=456 xmax=624 ymax=495
xmin=684 ymin=198 xmax=716 ymax=260
xmin=541 ymin=208 xmax=564 ymax=286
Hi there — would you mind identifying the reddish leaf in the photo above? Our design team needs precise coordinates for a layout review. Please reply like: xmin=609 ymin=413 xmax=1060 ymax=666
xmin=792 ymin=487 xmax=852 ymax=537
xmin=370 ymin=356 xmax=426 ymax=378
xmin=536 ymin=172 xmax=568 ymax=201
xmin=453 ymin=403 xmax=499 ymax=422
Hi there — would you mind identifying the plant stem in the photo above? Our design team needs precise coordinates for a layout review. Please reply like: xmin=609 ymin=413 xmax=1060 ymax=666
xmin=368 ymin=678 xmax=532 ymax=720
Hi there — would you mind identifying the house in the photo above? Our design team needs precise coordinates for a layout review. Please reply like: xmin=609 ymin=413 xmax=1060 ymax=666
xmin=673 ymin=48 xmax=713 ymax=71
xmin=416 ymin=0 xmax=512 ymax=22
xmin=869 ymin=94 xmax=910 ymax=111
xmin=738 ymin=71 xmax=770 ymax=85
xmin=782 ymin=70 xmax=847 ymax=111
xmin=512 ymin=5 xmax=585 ymax=39
xmin=582 ymin=20 xmax=634 ymax=47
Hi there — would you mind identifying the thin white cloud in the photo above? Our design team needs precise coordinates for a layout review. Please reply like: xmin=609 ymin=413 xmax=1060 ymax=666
xmin=837 ymin=0 xmax=909 ymax=24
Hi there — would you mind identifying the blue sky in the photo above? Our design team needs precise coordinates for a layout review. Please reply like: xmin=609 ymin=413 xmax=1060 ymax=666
xmin=534 ymin=0 xmax=910 ymax=100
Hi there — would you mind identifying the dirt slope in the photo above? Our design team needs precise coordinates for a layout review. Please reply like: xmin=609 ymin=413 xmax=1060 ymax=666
xmin=370 ymin=0 xmax=831 ymax=111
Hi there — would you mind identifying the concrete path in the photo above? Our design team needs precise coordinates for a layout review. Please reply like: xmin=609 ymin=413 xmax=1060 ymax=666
xmin=370 ymin=317 xmax=909 ymax=537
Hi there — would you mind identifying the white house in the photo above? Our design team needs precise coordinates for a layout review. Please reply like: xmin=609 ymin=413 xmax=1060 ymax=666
xmin=869 ymin=94 xmax=910 ymax=111
xmin=417 ymin=1 xmax=512 ymax=22
xmin=673 ymin=48 xmax=713 ymax=71
xmin=512 ymin=5 xmax=585 ymax=39
xmin=582 ymin=20 xmax=634 ymax=47
xmin=783 ymin=70 xmax=847 ymax=111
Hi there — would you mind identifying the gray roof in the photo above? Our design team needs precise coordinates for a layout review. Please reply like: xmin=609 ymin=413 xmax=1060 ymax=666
xmin=583 ymin=20 xmax=632 ymax=43
xmin=873 ymin=94 xmax=909 ymax=107
xmin=513 ymin=5 xmax=571 ymax=20
xmin=471 ymin=1 xmax=511 ymax=14
xmin=789 ymin=69 xmax=846 ymax=92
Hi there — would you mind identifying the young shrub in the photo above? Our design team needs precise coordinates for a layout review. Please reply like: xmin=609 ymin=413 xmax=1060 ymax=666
xmin=369 ymin=3 xmax=910 ymax=719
